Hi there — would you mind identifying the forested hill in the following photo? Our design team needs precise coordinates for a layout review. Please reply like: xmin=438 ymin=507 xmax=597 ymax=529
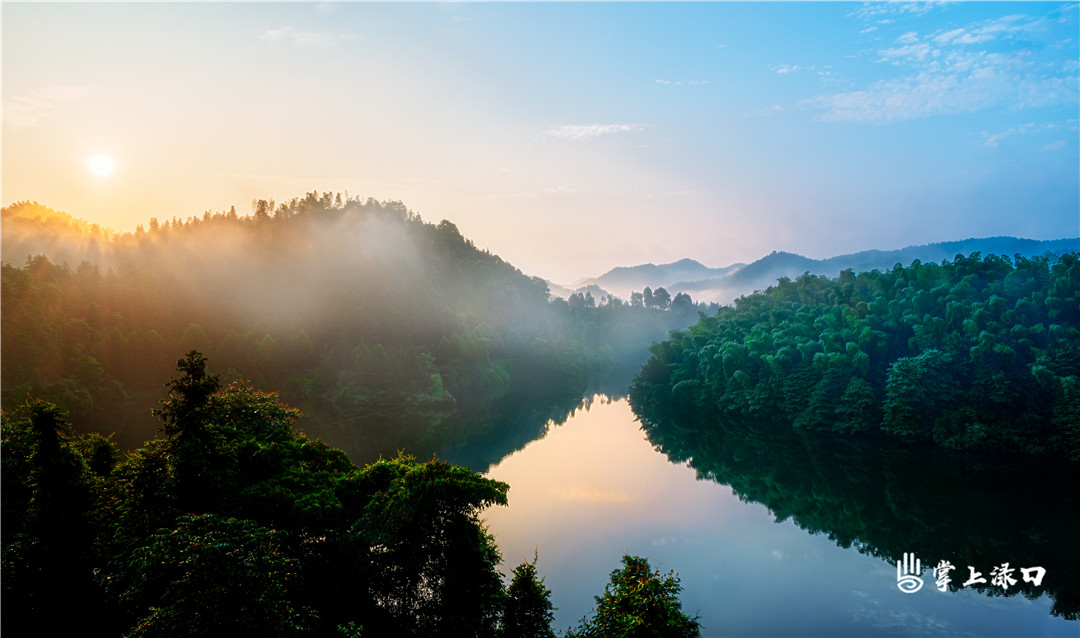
xmin=630 ymin=253 xmax=1080 ymax=460
xmin=1 ymin=195 xmax=706 ymax=453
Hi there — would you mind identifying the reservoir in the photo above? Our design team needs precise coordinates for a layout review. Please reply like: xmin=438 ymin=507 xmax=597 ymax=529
xmin=463 ymin=397 xmax=1077 ymax=637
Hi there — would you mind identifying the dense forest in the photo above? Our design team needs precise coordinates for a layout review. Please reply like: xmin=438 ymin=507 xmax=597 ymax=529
xmin=2 ymin=352 xmax=701 ymax=636
xmin=1 ymin=196 xmax=710 ymax=461
xmin=631 ymin=253 xmax=1080 ymax=459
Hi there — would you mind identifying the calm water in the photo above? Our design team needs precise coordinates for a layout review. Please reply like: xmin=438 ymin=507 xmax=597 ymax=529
xmin=473 ymin=397 xmax=1078 ymax=637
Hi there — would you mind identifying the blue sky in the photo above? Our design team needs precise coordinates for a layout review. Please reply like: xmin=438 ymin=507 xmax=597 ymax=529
xmin=3 ymin=2 xmax=1077 ymax=282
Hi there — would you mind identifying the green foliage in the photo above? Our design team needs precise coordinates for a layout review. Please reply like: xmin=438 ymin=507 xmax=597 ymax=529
xmin=4 ymin=354 xmax=538 ymax=636
xmin=502 ymin=551 xmax=556 ymax=638
xmin=631 ymin=253 xmax=1080 ymax=459
xmin=359 ymin=455 xmax=508 ymax=637
xmin=1 ymin=399 xmax=113 ymax=634
xmin=155 ymin=350 xmax=221 ymax=438
xmin=122 ymin=514 xmax=314 ymax=638
xmin=567 ymin=554 xmax=701 ymax=638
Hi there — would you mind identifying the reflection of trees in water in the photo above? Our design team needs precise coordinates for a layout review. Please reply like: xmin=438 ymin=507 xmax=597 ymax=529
xmin=438 ymin=391 xmax=617 ymax=472
xmin=436 ymin=362 xmax=640 ymax=471
xmin=298 ymin=362 xmax=640 ymax=473
xmin=635 ymin=403 xmax=1080 ymax=620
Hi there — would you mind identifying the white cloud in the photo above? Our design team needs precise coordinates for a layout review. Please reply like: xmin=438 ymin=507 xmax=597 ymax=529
xmin=980 ymin=122 xmax=1072 ymax=150
xmin=777 ymin=64 xmax=817 ymax=74
xmin=657 ymin=79 xmax=709 ymax=86
xmin=878 ymin=42 xmax=934 ymax=63
xmin=545 ymin=123 xmax=645 ymax=140
xmin=933 ymin=15 xmax=1039 ymax=46
xmin=2 ymin=85 xmax=94 ymax=128
xmin=259 ymin=26 xmax=292 ymax=44
xmin=260 ymin=26 xmax=337 ymax=48
xmin=982 ymin=123 xmax=1036 ymax=149
xmin=812 ymin=73 xmax=977 ymax=123
xmin=850 ymin=2 xmax=943 ymax=21
xmin=811 ymin=11 xmax=1079 ymax=123
xmin=934 ymin=28 xmax=966 ymax=45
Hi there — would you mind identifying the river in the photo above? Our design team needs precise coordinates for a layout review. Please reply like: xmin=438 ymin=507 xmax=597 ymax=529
xmin=470 ymin=396 xmax=1077 ymax=637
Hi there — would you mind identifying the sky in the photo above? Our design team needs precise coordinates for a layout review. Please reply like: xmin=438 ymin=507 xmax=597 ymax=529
xmin=3 ymin=1 xmax=1078 ymax=284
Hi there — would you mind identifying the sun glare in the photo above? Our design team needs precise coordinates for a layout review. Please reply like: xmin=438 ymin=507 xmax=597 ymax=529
xmin=88 ymin=155 xmax=115 ymax=177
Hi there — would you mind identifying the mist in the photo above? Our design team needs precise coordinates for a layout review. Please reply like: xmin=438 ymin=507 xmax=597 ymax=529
xmin=1 ymin=193 xmax=706 ymax=454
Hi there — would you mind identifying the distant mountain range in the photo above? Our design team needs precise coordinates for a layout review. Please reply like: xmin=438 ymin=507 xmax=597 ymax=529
xmin=551 ymin=236 xmax=1079 ymax=305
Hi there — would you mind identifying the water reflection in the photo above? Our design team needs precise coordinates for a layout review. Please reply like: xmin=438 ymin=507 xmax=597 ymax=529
xmin=636 ymin=401 xmax=1080 ymax=621
xmin=484 ymin=398 xmax=1078 ymax=637
xmin=300 ymin=362 xmax=641 ymax=471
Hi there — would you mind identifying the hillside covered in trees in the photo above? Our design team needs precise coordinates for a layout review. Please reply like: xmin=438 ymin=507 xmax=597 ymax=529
xmin=631 ymin=253 xmax=1080 ymax=460
xmin=1 ymin=195 xmax=708 ymax=459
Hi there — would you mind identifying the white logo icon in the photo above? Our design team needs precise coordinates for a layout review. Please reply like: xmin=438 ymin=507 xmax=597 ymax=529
xmin=897 ymin=552 xmax=924 ymax=593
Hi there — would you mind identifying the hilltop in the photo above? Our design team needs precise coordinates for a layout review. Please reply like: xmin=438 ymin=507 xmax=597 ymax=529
xmin=566 ymin=237 xmax=1079 ymax=305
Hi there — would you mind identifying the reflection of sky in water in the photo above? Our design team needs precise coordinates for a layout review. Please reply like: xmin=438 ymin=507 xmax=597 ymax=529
xmin=482 ymin=398 xmax=1077 ymax=637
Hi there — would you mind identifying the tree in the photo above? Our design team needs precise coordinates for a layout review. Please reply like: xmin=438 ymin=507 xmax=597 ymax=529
xmin=359 ymin=456 xmax=509 ymax=637
xmin=502 ymin=551 xmax=556 ymax=638
xmin=568 ymin=554 xmax=701 ymax=638
xmin=153 ymin=351 xmax=221 ymax=508
xmin=122 ymin=514 xmax=314 ymax=638
xmin=155 ymin=350 xmax=220 ymax=439
xmin=653 ymin=287 xmax=671 ymax=311
xmin=670 ymin=292 xmax=694 ymax=316
xmin=1 ymin=399 xmax=106 ymax=635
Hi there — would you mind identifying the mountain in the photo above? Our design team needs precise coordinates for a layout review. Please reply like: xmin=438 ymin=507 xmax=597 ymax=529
xmin=569 ymin=237 xmax=1079 ymax=306
xmin=682 ymin=237 xmax=1080 ymax=304
xmin=568 ymin=258 xmax=745 ymax=299
xmin=544 ymin=280 xmax=614 ymax=301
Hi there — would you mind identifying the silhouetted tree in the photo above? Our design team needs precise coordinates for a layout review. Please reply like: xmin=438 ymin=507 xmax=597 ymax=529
xmin=502 ymin=551 xmax=556 ymax=638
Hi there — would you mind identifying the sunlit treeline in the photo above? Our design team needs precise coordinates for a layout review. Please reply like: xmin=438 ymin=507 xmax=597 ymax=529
xmin=1 ymin=193 xmax=707 ymax=449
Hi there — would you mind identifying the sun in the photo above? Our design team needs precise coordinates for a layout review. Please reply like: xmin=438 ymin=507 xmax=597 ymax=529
xmin=88 ymin=155 xmax=115 ymax=177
